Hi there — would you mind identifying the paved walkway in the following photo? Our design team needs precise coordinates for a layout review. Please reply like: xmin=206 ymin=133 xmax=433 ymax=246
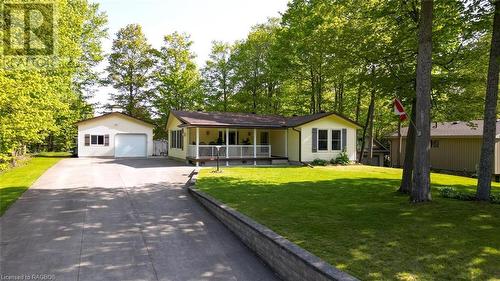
xmin=0 ymin=158 xmax=278 ymax=281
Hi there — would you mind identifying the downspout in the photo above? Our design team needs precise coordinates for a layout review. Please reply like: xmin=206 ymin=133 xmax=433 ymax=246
xmin=292 ymin=127 xmax=302 ymax=163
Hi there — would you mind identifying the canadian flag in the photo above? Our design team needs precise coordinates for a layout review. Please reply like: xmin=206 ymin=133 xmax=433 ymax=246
xmin=393 ymin=99 xmax=408 ymax=121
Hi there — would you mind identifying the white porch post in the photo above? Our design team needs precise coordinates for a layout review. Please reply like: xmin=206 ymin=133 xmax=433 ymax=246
xmin=195 ymin=127 xmax=200 ymax=167
xmin=285 ymin=129 xmax=288 ymax=158
xmin=253 ymin=128 xmax=257 ymax=165
xmin=225 ymin=128 xmax=229 ymax=166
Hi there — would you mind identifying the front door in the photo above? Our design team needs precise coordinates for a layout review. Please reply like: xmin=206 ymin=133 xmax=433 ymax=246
xmin=228 ymin=131 xmax=238 ymax=145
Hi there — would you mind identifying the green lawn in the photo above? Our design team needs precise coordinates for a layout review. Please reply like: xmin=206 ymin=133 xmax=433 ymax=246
xmin=196 ymin=166 xmax=500 ymax=281
xmin=0 ymin=152 xmax=70 ymax=215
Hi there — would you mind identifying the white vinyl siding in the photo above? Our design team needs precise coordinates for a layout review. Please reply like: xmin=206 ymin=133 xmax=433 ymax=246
xmin=299 ymin=115 xmax=358 ymax=162
xmin=77 ymin=115 xmax=153 ymax=157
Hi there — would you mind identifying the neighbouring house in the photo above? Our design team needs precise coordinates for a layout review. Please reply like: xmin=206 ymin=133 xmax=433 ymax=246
xmin=389 ymin=120 xmax=500 ymax=177
xmin=358 ymin=139 xmax=390 ymax=167
xmin=76 ymin=112 xmax=154 ymax=158
xmin=166 ymin=110 xmax=361 ymax=166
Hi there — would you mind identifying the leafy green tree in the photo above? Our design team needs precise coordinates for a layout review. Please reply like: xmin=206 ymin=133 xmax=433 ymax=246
xmin=231 ymin=20 xmax=283 ymax=114
xmin=201 ymin=41 xmax=234 ymax=112
xmin=0 ymin=0 xmax=107 ymax=166
xmin=152 ymin=32 xmax=202 ymax=137
xmin=477 ymin=0 xmax=500 ymax=201
xmin=411 ymin=0 xmax=433 ymax=203
xmin=106 ymin=24 xmax=154 ymax=120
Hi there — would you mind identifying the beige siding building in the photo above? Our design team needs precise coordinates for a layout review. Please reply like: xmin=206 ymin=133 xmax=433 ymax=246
xmin=389 ymin=120 xmax=500 ymax=176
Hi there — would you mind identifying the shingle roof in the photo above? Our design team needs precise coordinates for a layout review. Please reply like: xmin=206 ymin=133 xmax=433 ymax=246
xmin=389 ymin=120 xmax=500 ymax=138
xmin=75 ymin=112 xmax=154 ymax=127
xmin=172 ymin=111 xmax=287 ymax=128
xmin=170 ymin=110 xmax=362 ymax=128
xmin=361 ymin=139 xmax=390 ymax=153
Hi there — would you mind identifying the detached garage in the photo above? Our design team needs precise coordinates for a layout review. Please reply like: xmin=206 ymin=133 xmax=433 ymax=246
xmin=76 ymin=112 xmax=154 ymax=158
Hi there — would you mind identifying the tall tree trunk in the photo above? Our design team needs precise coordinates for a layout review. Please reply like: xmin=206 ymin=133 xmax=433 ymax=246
xmin=411 ymin=0 xmax=433 ymax=203
xmin=367 ymin=110 xmax=375 ymax=162
xmin=355 ymin=89 xmax=362 ymax=123
xmin=310 ymin=68 xmax=316 ymax=114
xmin=339 ymin=81 xmax=344 ymax=114
xmin=477 ymin=1 xmax=500 ymax=201
xmin=318 ymin=74 xmax=323 ymax=112
xmin=397 ymin=120 xmax=402 ymax=167
xmin=399 ymin=99 xmax=416 ymax=194
xmin=222 ymin=73 xmax=228 ymax=112
xmin=358 ymin=88 xmax=376 ymax=163
xmin=223 ymin=89 xmax=227 ymax=112
xmin=252 ymin=88 xmax=257 ymax=113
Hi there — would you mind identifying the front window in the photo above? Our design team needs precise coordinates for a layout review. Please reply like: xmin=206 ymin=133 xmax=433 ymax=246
xmin=331 ymin=130 xmax=341 ymax=150
xmin=91 ymin=135 xmax=104 ymax=146
xmin=318 ymin=129 xmax=328 ymax=151
xmin=171 ymin=130 xmax=182 ymax=149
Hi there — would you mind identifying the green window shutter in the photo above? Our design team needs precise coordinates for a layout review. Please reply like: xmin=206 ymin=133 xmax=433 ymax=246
xmin=84 ymin=134 xmax=90 ymax=146
xmin=342 ymin=129 xmax=347 ymax=151
xmin=312 ymin=128 xmax=317 ymax=152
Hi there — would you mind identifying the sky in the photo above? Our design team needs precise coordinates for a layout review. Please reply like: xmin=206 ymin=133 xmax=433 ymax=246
xmin=91 ymin=0 xmax=290 ymax=108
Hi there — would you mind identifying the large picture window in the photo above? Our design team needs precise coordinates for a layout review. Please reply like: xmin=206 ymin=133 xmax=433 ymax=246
xmin=171 ymin=130 xmax=183 ymax=149
xmin=318 ymin=129 xmax=328 ymax=151
xmin=331 ymin=130 xmax=341 ymax=150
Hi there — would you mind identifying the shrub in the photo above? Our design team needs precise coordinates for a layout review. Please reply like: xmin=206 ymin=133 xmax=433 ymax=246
xmin=0 ymin=153 xmax=12 ymax=172
xmin=436 ymin=186 xmax=500 ymax=204
xmin=331 ymin=149 xmax=350 ymax=165
xmin=437 ymin=186 xmax=457 ymax=198
xmin=311 ymin=158 xmax=328 ymax=166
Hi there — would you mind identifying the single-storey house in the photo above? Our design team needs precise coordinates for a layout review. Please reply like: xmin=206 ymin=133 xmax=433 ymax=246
xmin=166 ymin=110 xmax=361 ymax=166
xmin=76 ymin=112 xmax=154 ymax=158
xmin=389 ymin=120 xmax=500 ymax=176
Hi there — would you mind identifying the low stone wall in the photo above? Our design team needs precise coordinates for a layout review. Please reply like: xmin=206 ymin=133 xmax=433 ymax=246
xmin=187 ymin=185 xmax=359 ymax=281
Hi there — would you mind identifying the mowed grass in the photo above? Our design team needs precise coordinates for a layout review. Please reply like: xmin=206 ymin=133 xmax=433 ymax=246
xmin=196 ymin=165 xmax=500 ymax=281
xmin=0 ymin=152 xmax=70 ymax=215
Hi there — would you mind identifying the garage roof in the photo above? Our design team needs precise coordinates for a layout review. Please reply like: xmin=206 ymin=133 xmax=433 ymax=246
xmin=75 ymin=112 xmax=155 ymax=127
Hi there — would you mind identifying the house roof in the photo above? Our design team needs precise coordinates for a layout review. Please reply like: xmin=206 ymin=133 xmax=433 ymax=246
xmin=170 ymin=110 xmax=362 ymax=128
xmin=360 ymin=139 xmax=390 ymax=153
xmin=389 ymin=120 xmax=500 ymax=138
xmin=75 ymin=112 xmax=155 ymax=127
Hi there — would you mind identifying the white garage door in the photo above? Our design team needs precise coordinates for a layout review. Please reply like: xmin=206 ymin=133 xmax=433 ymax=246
xmin=115 ymin=134 xmax=147 ymax=157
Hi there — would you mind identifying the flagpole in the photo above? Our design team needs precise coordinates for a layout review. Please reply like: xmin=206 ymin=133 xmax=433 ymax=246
xmin=394 ymin=98 xmax=421 ymax=136
xmin=408 ymin=116 xmax=421 ymax=136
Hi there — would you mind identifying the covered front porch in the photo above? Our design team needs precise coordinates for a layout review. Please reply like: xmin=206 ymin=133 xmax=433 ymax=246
xmin=185 ymin=127 xmax=288 ymax=166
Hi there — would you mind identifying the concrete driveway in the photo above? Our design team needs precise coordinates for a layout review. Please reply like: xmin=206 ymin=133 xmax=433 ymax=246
xmin=0 ymin=158 xmax=278 ymax=281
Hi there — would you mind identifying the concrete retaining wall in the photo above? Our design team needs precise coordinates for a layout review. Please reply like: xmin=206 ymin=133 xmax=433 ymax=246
xmin=187 ymin=185 xmax=359 ymax=281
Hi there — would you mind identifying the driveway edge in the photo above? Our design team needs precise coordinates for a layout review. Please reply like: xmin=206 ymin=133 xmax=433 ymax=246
xmin=186 ymin=171 xmax=359 ymax=281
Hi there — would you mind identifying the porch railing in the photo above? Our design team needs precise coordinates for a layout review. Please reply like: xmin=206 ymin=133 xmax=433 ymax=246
xmin=187 ymin=145 xmax=271 ymax=159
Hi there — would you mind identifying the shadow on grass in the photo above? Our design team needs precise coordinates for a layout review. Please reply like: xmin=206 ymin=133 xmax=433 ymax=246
xmin=196 ymin=175 xmax=500 ymax=280
xmin=0 ymin=186 xmax=26 ymax=215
